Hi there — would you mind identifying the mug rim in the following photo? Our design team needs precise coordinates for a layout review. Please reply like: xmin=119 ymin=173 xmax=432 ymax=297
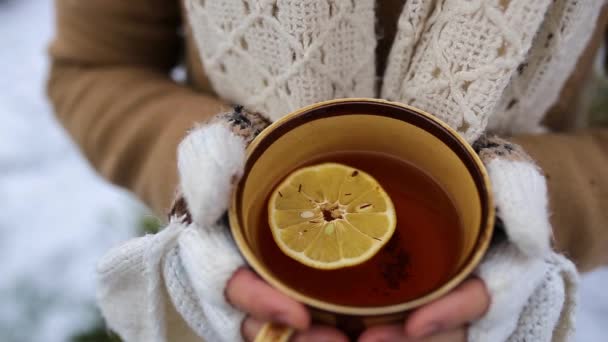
xmin=229 ymin=98 xmax=495 ymax=316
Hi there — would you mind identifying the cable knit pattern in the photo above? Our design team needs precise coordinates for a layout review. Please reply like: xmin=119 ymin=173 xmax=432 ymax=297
xmin=186 ymin=0 xmax=603 ymax=142
xmin=384 ymin=0 xmax=552 ymax=141
xmin=490 ymin=0 xmax=604 ymax=134
xmin=185 ymin=0 xmax=377 ymax=122
xmin=381 ymin=0 xmax=436 ymax=103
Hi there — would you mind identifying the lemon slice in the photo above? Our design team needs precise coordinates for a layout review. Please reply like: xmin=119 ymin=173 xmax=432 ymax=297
xmin=268 ymin=163 xmax=397 ymax=270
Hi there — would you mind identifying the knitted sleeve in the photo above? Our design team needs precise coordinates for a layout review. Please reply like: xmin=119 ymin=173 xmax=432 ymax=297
xmin=48 ymin=0 xmax=227 ymax=216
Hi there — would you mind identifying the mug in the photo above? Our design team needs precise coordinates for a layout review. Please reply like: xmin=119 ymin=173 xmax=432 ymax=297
xmin=228 ymin=98 xmax=495 ymax=340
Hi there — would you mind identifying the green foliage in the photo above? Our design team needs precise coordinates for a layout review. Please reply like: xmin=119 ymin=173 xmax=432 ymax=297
xmin=139 ymin=215 xmax=163 ymax=234
xmin=70 ymin=325 xmax=122 ymax=342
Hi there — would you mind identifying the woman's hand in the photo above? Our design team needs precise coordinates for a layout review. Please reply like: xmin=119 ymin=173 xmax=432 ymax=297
xmin=227 ymin=267 xmax=349 ymax=342
xmin=359 ymin=278 xmax=490 ymax=342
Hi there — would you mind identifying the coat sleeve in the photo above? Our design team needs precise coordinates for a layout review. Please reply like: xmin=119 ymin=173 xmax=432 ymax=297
xmin=512 ymin=128 xmax=608 ymax=272
xmin=48 ymin=0 xmax=227 ymax=216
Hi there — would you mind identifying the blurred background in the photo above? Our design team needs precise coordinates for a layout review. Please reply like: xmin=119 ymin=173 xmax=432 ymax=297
xmin=0 ymin=1 xmax=607 ymax=341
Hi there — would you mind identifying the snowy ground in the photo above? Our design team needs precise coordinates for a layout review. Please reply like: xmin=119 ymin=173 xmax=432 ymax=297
xmin=0 ymin=1 xmax=606 ymax=341
xmin=0 ymin=1 xmax=144 ymax=341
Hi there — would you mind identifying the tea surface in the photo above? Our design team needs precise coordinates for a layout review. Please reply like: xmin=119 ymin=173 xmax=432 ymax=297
xmin=257 ymin=151 xmax=462 ymax=306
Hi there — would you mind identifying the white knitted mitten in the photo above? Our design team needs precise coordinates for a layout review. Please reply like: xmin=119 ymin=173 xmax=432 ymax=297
xmin=469 ymin=137 xmax=579 ymax=342
xmin=96 ymin=108 xmax=270 ymax=342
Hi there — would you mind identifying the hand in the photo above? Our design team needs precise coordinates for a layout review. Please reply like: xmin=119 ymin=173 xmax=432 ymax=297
xmin=359 ymin=278 xmax=490 ymax=342
xmin=227 ymin=267 xmax=349 ymax=342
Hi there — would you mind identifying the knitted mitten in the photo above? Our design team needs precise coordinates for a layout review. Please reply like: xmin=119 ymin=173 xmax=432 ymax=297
xmin=469 ymin=137 xmax=579 ymax=342
xmin=96 ymin=107 xmax=270 ymax=342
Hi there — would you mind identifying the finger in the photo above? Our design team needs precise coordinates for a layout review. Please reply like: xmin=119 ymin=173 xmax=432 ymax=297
xmin=292 ymin=326 xmax=349 ymax=342
xmin=359 ymin=325 xmax=467 ymax=342
xmin=412 ymin=328 xmax=466 ymax=342
xmin=242 ymin=316 xmax=264 ymax=342
xmin=405 ymin=278 xmax=490 ymax=338
xmin=358 ymin=324 xmax=404 ymax=342
xmin=242 ymin=317 xmax=348 ymax=342
xmin=226 ymin=267 xmax=310 ymax=330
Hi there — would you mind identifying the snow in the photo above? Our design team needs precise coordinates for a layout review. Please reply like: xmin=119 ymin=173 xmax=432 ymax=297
xmin=0 ymin=0 xmax=606 ymax=341
xmin=0 ymin=1 xmax=143 ymax=341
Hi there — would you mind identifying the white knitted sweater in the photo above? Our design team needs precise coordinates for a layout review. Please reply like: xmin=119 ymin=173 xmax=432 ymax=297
xmin=186 ymin=0 xmax=603 ymax=142
xmin=96 ymin=1 xmax=604 ymax=342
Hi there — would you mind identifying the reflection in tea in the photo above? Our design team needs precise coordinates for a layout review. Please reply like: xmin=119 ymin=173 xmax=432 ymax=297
xmin=257 ymin=151 xmax=463 ymax=307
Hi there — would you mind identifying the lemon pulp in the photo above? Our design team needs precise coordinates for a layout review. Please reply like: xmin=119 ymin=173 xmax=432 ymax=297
xmin=268 ymin=163 xmax=397 ymax=270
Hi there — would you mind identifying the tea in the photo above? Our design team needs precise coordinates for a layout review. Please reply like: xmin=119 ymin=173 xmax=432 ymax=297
xmin=256 ymin=151 xmax=463 ymax=307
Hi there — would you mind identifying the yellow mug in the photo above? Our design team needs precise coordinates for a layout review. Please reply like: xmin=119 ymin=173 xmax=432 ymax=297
xmin=228 ymin=98 xmax=495 ymax=340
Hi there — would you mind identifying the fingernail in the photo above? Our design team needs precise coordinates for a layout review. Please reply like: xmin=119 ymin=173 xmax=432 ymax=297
xmin=414 ymin=322 xmax=441 ymax=338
